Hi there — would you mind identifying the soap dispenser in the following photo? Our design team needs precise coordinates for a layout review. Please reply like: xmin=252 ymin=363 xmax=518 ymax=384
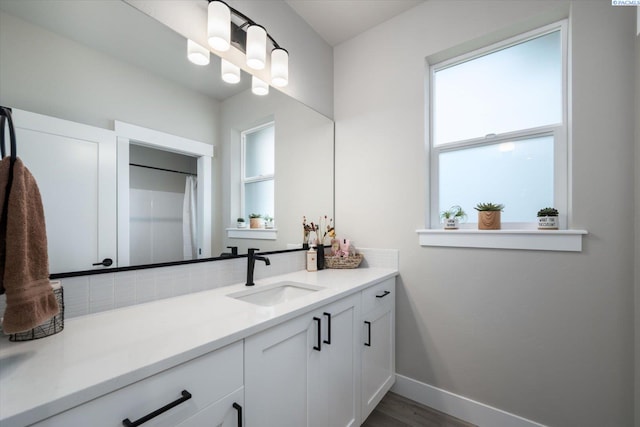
xmin=307 ymin=247 xmax=317 ymax=272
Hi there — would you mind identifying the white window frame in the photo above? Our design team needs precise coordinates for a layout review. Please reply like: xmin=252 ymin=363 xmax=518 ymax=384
xmin=428 ymin=20 xmax=569 ymax=230
xmin=240 ymin=121 xmax=275 ymax=219
xmin=419 ymin=19 xmax=588 ymax=251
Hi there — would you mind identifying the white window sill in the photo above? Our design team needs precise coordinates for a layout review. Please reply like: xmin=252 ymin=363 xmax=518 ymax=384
xmin=416 ymin=229 xmax=588 ymax=252
xmin=227 ymin=228 xmax=277 ymax=240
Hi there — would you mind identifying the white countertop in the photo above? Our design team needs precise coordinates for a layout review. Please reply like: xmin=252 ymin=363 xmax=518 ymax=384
xmin=0 ymin=267 xmax=396 ymax=427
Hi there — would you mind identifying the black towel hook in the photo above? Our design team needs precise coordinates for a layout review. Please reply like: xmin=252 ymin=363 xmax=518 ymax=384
xmin=0 ymin=106 xmax=17 ymax=162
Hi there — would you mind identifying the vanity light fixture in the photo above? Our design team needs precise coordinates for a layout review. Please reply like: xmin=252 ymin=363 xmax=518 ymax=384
xmin=221 ymin=58 xmax=241 ymax=84
xmin=187 ymin=39 xmax=210 ymax=66
xmin=187 ymin=0 xmax=289 ymax=90
xmin=251 ymin=76 xmax=269 ymax=96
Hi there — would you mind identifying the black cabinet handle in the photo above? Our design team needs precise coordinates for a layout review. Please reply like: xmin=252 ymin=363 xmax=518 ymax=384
xmin=313 ymin=317 xmax=322 ymax=351
xmin=233 ymin=402 xmax=243 ymax=427
xmin=323 ymin=312 xmax=332 ymax=345
xmin=376 ymin=290 xmax=391 ymax=298
xmin=122 ymin=390 xmax=192 ymax=426
xmin=364 ymin=321 xmax=371 ymax=347
xmin=93 ymin=258 xmax=113 ymax=267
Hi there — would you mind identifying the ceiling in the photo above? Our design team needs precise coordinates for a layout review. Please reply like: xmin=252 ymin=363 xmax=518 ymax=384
xmin=285 ymin=0 xmax=425 ymax=46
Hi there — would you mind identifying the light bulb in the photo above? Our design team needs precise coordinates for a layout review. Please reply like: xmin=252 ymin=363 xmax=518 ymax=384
xmin=246 ymin=25 xmax=267 ymax=70
xmin=208 ymin=1 xmax=230 ymax=51
xmin=252 ymin=76 xmax=269 ymax=96
xmin=187 ymin=39 xmax=210 ymax=66
xmin=221 ymin=59 xmax=241 ymax=84
xmin=271 ymin=48 xmax=288 ymax=87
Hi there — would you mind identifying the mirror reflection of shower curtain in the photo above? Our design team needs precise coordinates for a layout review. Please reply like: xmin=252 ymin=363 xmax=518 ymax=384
xmin=183 ymin=176 xmax=197 ymax=260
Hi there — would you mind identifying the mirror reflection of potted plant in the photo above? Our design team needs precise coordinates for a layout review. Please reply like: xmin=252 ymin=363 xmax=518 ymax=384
xmin=249 ymin=213 xmax=263 ymax=229
xmin=237 ymin=217 xmax=246 ymax=228
xmin=537 ymin=207 xmax=559 ymax=230
xmin=474 ymin=202 xmax=504 ymax=230
xmin=264 ymin=215 xmax=274 ymax=229
xmin=440 ymin=205 xmax=466 ymax=230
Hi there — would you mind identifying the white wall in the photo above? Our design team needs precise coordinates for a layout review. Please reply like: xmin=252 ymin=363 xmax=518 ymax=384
xmin=334 ymin=1 xmax=636 ymax=426
xmin=635 ymin=25 xmax=639 ymax=427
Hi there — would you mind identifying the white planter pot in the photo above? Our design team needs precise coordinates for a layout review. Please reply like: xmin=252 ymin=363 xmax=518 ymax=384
xmin=443 ymin=218 xmax=459 ymax=230
xmin=237 ymin=222 xmax=247 ymax=228
xmin=265 ymin=220 xmax=274 ymax=229
xmin=538 ymin=216 xmax=558 ymax=230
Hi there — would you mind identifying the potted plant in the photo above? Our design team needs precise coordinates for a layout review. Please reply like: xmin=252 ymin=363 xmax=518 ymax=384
xmin=249 ymin=213 xmax=263 ymax=229
xmin=537 ymin=207 xmax=559 ymax=230
xmin=237 ymin=217 xmax=246 ymax=228
xmin=440 ymin=205 xmax=467 ymax=230
xmin=474 ymin=202 xmax=504 ymax=230
xmin=264 ymin=215 xmax=274 ymax=229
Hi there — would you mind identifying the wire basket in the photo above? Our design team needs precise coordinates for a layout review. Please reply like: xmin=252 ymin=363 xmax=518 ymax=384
xmin=9 ymin=284 xmax=64 ymax=342
xmin=325 ymin=254 xmax=363 ymax=269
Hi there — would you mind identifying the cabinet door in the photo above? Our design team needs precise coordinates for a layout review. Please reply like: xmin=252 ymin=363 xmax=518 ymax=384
xmin=176 ymin=387 xmax=243 ymax=427
xmin=323 ymin=295 xmax=360 ymax=427
xmin=361 ymin=304 xmax=395 ymax=421
xmin=245 ymin=311 xmax=323 ymax=427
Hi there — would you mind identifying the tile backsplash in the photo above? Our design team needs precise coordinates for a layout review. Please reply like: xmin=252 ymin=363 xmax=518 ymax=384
xmin=0 ymin=247 xmax=398 ymax=321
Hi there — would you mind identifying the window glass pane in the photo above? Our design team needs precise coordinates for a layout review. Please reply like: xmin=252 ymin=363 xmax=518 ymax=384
xmin=245 ymin=125 xmax=274 ymax=177
xmin=438 ymin=136 xmax=554 ymax=222
xmin=434 ymin=30 xmax=561 ymax=145
xmin=244 ymin=180 xmax=274 ymax=218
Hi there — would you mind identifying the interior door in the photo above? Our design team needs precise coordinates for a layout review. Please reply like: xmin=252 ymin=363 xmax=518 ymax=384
xmin=11 ymin=109 xmax=117 ymax=273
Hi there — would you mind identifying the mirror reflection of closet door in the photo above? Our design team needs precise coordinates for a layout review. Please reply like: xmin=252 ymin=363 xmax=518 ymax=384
xmin=12 ymin=109 xmax=117 ymax=273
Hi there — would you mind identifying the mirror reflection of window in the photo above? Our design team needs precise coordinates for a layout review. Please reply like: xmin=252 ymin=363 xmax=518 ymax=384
xmin=129 ymin=145 xmax=198 ymax=264
xmin=241 ymin=122 xmax=275 ymax=219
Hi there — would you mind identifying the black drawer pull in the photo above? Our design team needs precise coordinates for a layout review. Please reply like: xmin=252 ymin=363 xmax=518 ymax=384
xmin=364 ymin=321 xmax=371 ymax=347
xmin=233 ymin=402 xmax=243 ymax=427
xmin=323 ymin=312 xmax=332 ymax=345
xmin=122 ymin=390 xmax=192 ymax=426
xmin=376 ymin=290 xmax=391 ymax=298
xmin=313 ymin=317 xmax=322 ymax=351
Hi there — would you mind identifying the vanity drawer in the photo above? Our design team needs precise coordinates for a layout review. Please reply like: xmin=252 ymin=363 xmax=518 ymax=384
xmin=361 ymin=278 xmax=395 ymax=314
xmin=32 ymin=341 xmax=243 ymax=427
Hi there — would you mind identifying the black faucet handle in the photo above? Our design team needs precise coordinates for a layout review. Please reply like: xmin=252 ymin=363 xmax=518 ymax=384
xmin=248 ymin=248 xmax=260 ymax=255
xmin=227 ymin=246 xmax=238 ymax=256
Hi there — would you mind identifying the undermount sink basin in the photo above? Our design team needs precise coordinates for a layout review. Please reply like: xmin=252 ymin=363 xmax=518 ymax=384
xmin=228 ymin=281 xmax=324 ymax=307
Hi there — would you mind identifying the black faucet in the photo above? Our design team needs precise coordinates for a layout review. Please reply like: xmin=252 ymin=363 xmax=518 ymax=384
xmin=246 ymin=248 xmax=270 ymax=286
xmin=220 ymin=246 xmax=238 ymax=258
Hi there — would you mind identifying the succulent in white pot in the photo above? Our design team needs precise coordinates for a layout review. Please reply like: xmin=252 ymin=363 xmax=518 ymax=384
xmin=237 ymin=217 xmax=246 ymax=228
xmin=537 ymin=207 xmax=559 ymax=230
xmin=440 ymin=205 xmax=467 ymax=230
xmin=264 ymin=215 xmax=274 ymax=229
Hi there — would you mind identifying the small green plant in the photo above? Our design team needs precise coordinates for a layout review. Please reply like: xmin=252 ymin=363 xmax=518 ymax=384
xmin=537 ymin=207 xmax=558 ymax=217
xmin=440 ymin=205 xmax=467 ymax=221
xmin=474 ymin=202 xmax=504 ymax=212
xmin=264 ymin=215 xmax=273 ymax=222
xmin=237 ymin=217 xmax=245 ymax=222
xmin=249 ymin=213 xmax=262 ymax=219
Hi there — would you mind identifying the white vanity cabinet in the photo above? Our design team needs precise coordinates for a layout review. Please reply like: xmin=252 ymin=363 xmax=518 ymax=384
xmin=244 ymin=293 xmax=360 ymax=427
xmin=360 ymin=278 xmax=396 ymax=421
xmin=31 ymin=341 xmax=243 ymax=427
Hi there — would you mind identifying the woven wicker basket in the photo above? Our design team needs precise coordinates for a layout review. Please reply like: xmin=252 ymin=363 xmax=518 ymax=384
xmin=325 ymin=254 xmax=363 ymax=269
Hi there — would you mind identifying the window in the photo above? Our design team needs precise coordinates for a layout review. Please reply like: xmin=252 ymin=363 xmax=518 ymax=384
xmin=429 ymin=21 xmax=568 ymax=229
xmin=241 ymin=122 xmax=275 ymax=219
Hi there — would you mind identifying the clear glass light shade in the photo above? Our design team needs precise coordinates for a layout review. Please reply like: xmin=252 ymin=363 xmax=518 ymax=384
xmin=187 ymin=39 xmax=210 ymax=65
xmin=208 ymin=1 xmax=230 ymax=51
xmin=221 ymin=59 xmax=241 ymax=84
xmin=252 ymin=76 xmax=269 ymax=96
xmin=271 ymin=48 xmax=288 ymax=87
xmin=246 ymin=25 xmax=267 ymax=70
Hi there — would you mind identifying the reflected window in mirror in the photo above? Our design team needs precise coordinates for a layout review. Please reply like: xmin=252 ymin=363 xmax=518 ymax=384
xmin=241 ymin=122 xmax=275 ymax=219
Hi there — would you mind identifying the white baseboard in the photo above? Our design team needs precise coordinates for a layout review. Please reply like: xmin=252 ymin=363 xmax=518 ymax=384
xmin=391 ymin=374 xmax=547 ymax=427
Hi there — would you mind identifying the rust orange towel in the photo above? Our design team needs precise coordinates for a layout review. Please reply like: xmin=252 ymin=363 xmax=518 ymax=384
xmin=0 ymin=157 xmax=59 ymax=334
